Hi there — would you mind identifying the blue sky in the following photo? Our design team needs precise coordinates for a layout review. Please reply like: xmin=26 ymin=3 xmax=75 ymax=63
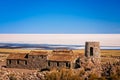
xmin=0 ymin=0 xmax=120 ymax=34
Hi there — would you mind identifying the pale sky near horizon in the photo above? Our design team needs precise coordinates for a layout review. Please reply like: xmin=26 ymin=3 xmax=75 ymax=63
xmin=0 ymin=34 xmax=120 ymax=46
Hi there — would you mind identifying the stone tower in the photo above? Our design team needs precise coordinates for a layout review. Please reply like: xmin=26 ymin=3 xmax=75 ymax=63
xmin=85 ymin=42 xmax=100 ymax=57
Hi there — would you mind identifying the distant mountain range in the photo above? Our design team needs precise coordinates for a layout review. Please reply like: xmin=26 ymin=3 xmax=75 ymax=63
xmin=0 ymin=43 xmax=120 ymax=50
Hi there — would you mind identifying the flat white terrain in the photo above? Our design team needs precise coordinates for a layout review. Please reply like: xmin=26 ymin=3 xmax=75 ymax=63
xmin=0 ymin=34 xmax=120 ymax=46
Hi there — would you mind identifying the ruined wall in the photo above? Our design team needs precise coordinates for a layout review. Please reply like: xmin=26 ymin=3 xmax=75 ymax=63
xmin=27 ymin=55 xmax=47 ymax=70
xmin=6 ymin=59 xmax=28 ymax=69
xmin=6 ymin=55 xmax=48 ymax=70
xmin=47 ymin=61 xmax=72 ymax=70
xmin=85 ymin=42 xmax=100 ymax=57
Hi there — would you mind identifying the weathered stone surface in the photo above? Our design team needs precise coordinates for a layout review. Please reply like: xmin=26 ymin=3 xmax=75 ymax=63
xmin=0 ymin=69 xmax=46 ymax=80
xmin=85 ymin=42 xmax=100 ymax=57
xmin=6 ymin=53 xmax=48 ymax=70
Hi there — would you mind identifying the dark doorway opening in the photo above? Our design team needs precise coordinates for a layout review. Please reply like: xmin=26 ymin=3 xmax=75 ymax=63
xmin=25 ymin=61 xmax=27 ymax=65
xmin=66 ymin=62 xmax=71 ymax=68
xmin=90 ymin=47 xmax=93 ymax=56
xmin=40 ymin=68 xmax=50 ymax=72
xmin=48 ymin=61 xmax=50 ymax=66
xmin=9 ymin=60 xmax=11 ymax=64
xmin=57 ymin=62 xmax=59 ymax=67
xmin=75 ymin=58 xmax=80 ymax=69
xmin=17 ymin=60 xmax=19 ymax=64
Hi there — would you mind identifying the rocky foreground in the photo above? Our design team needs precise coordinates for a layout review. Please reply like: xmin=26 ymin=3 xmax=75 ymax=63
xmin=0 ymin=68 xmax=46 ymax=80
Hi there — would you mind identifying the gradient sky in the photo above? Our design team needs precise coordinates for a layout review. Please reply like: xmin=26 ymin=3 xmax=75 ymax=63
xmin=0 ymin=0 xmax=120 ymax=34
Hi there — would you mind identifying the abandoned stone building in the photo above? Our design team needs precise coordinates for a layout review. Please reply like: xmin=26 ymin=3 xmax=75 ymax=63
xmin=7 ymin=51 xmax=48 ymax=70
xmin=47 ymin=49 xmax=79 ymax=69
xmin=85 ymin=42 xmax=100 ymax=57
xmin=6 ymin=41 xmax=100 ymax=70
xmin=7 ymin=53 xmax=28 ymax=68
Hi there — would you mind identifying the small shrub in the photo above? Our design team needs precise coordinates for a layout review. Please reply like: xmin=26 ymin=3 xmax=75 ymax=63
xmin=8 ymin=74 xmax=17 ymax=80
xmin=45 ymin=68 xmax=84 ymax=80
xmin=89 ymin=73 xmax=99 ymax=80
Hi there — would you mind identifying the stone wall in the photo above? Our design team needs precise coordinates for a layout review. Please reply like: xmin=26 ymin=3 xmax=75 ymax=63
xmin=6 ymin=59 xmax=28 ymax=69
xmin=85 ymin=42 xmax=100 ymax=57
xmin=6 ymin=55 xmax=48 ymax=70
xmin=47 ymin=61 xmax=72 ymax=70
xmin=27 ymin=55 xmax=47 ymax=70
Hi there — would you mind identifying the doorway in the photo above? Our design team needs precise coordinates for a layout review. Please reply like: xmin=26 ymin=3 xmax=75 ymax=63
xmin=90 ymin=47 xmax=93 ymax=56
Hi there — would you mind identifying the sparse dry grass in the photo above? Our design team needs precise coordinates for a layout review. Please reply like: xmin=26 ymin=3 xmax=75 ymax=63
xmin=0 ymin=48 xmax=120 ymax=55
xmin=73 ymin=49 xmax=120 ymax=57
xmin=101 ymin=50 xmax=120 ymax=56
xmin=100 ymin=50 xmax=120 ymax=63
xmin=73 ymin=49 xmax=84 ymax=53
xmin=0 ymin=48 xmax=31 ymax=53
xmin=0 ymin=48 xmax=120 ymax=56
xmin=0 ymin=54 xmax=9 ymax=61
xmin=45 ymin=68 xmax=84 ymax=80
xmin=0 ymin=48 xmax=52 ymax=53
xmin=72 ymin=49 xmax=120 ymax=57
